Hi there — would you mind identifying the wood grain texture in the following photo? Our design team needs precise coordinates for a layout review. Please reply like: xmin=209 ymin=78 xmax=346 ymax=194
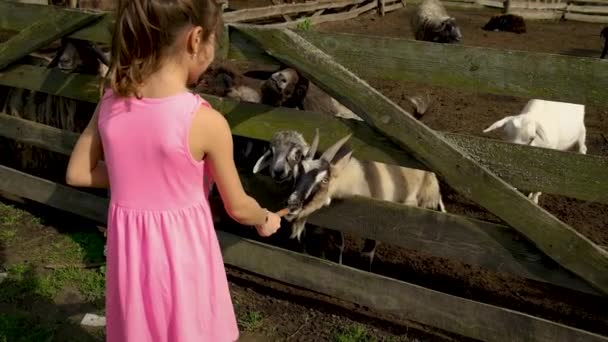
xmin=227 ymin=27 xmax=608 ymax=107
xmin=222 ymin=0 xmax=367 ymax=22
xmin=0 ymin=5 xmax=101 ymax=70
xmin=0 ymin=164 xmax=606 ymax=342
xmin=233 ymin=25 xmax=608 ymax=295
xmin=1 ymin=65 xmax=607 ymax=205
xmin=0 ymin=113 xmax=601 ymax=295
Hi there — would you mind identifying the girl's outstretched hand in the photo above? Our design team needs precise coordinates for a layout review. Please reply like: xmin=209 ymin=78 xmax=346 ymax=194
xmin=255 ymin=209 xmax=287 ymax=237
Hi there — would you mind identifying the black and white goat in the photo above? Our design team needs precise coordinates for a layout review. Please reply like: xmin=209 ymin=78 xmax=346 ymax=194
xmin=280 ymin=130 xmax=447 ymax=271
xmin=410 ymin=0 xmax=463 ymax=43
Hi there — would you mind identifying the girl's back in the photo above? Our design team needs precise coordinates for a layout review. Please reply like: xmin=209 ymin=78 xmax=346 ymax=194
xmin=98 ymin=89 xmax=212 ymax=209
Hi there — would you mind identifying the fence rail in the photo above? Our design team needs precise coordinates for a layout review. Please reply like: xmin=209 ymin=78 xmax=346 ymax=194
xmin=0 ymin=164 xmax=607 ymax=342
xmin=1 ymin=112 xmax=602 ymax=296
xmin=1 ymin=65 xmax=607 ymax=206
xmin=1 ymin=2 xmax=608 ymax=340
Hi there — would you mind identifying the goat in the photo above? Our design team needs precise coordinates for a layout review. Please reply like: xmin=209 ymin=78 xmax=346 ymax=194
xmin=601 ymin=26 xmax=608 ymax=59
xmin=482 ymin=99 xmax=587 ymax=204
xmin=253 ymin=130 xmax=312 ymax=184
xmin=482 ymin=14 xmax=526 ymax=34
xmin=411 ymin=0 xmax=462 ymax=44
xmin=283 ymin=130 xmax=447 ymax=271
xmin=247 ymin=67 xmax=431 ymax=120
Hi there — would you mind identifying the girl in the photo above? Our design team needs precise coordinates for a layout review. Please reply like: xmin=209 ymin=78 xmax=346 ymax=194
xmin=65 ymin=0 xmax=283 ymax=340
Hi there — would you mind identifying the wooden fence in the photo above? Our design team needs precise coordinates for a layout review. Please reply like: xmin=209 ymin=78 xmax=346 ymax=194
xmin=1 ymin=2 xmax=608 ymax=341
xmin=410 ymin=0 xmax=608 ymax=23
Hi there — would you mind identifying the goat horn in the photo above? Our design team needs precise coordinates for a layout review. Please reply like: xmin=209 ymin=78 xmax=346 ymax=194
xmin=321 ymin=133 xmax=352 ymax=162
xmin=307 ymin=128 xmax=320 ymax=159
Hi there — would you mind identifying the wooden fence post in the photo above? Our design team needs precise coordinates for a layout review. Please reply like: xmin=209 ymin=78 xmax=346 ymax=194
xmin=232 ymin=24 xmax=608 ymax=296
xmin=0 ymin=8 xmax=101 ymax=70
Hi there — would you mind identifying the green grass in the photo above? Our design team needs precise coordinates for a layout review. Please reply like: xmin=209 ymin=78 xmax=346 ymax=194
xmin=238 ymin=310 xmax=264 ymax=332
xmin=333 ymin=324 xmax=377 ymax=342
xmin=296 ymin=18 xmax=313 ymax=31
xmin=0 ymin=201 xmax=106 ymax=341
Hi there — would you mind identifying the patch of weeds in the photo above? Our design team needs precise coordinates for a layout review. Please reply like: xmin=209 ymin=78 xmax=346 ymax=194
xmin=0 ymin=228 xmax=17 ymax=243
xmin=296 ymin=18 xmax=313 ymax=31
xmin=238 ymin=310 xmax=264 ymax=332
xmin=0 ymin=312 xmax=55 ymax=342
xmin=0 ymin=263 xmax=41 ymax=303
xmin=66 ymin=231 xmax=105 ymax=263
xmin=40 ymin=267 xmax=106 ymax=304
xmin=333 ymin=324 xmax=377 ymax=342
xmin=0 ymin=203 xmax=23 ymax=227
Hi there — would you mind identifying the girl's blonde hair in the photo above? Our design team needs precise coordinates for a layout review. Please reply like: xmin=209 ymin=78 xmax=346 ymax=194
xmin=106 ymin=0 xmax=222 ymax=98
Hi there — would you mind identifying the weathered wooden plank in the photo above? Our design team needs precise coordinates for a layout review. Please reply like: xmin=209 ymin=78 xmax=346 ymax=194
xmin=263 ymin=1 xmax=378 ymax=28
xmin=3 ymin=3 xmax=607 ymax=106
xmin=0 ymin=5 xmax=101 ymax=70
xmin=508 ymin=8 xmax=564 ymax=19
xmin=0 ymin=165 xmax=107 ymax=223
xmin=567 ymin=4 xmax=608 ymax=13
xmin=564 ymin=11 xmax=608 ymax=22
xmin=222 ymin=0 xmax=366 ymax=22
xmin=0 ymin=113 xmax=601 ymax=295
xmin=1 ymin=65 xmax=608 ymax=205
xmin=240 ymin=173 xmax=601 ymax=296
xmin=0 ymin=164 xmax=606 ymax=342
xmin=234 ymin=25 xmax=608 ymax=295
xmin=291 ymin=30 xmax=608 ymax=107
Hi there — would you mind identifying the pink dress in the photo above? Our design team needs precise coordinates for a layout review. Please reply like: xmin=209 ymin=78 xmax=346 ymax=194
xmin=97 ymin=89 xmax=239 ymax=342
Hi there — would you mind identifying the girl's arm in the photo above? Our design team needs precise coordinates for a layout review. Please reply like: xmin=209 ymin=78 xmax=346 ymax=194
xmin=191 ymin=106 xmax=268 ymax=227
xmin=65 ymin=103 xmax=109 ymax=189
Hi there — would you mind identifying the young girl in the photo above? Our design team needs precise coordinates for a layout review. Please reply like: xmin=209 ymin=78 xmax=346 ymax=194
xmin=65 ymin=0 xmax=283 ymax=340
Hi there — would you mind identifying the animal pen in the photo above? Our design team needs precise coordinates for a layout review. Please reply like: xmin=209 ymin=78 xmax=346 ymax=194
xmin=0 ymin=1 xmax=608 ymax=341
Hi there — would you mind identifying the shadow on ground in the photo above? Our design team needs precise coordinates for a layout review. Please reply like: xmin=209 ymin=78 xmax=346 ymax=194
xmin=0 ymin=198 xmax=105 ymax=342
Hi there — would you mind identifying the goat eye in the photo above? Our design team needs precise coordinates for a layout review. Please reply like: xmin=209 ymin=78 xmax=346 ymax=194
xmin=322 ymin=176 xmax=329 ymax=184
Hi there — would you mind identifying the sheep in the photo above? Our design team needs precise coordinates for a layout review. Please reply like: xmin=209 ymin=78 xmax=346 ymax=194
xmin=0 ymin=37 xmax=110 ymax=177
xmin=283 ymin=130 xmax=447 ymax=271
xmin=482 ymin=99 xmax=587 ymax=204
xmin=601 ymin=26 xmax=608 ymax=59
xmin=410 ymin=0 xmax=462 ymax=44
xmin=482 ymin=14 xmax=526 ymax=34
xmin=195 ymin=63 xmax=263 ymax=103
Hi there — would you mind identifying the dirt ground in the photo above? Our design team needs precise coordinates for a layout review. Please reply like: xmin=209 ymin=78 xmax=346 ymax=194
xmin=207 ymin=3 xmax=608 ymax=338
xmin=0 ymin=200 xmax=446 ymax=341
xmin=2 ymin=2 xmax=608 ymax=341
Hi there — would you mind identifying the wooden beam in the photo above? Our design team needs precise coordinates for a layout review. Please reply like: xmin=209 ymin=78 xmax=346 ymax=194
xmin=222 ymin=0 xmax=366 ymax=22
xmin=262 ymin=1 xmax=378 ymax=28
xmin=227 ymin=28 xmax=608 ymax=107
xmin=564 ymin=12 xmax=608 ymax=23
xmin=0 ymin=113 xmax=601 ymax=295
xmin=1 ymin=65 xmax=608 ymax=205
xmin=3 ymin=3 xmax=606 ymax=106
xmin=0 ymin=5 xmax=101 ymax=70
xmin=0 ymin=164 xmax=606 ymax=342
xmin=233 ymin=25 xmax=608 ymax=295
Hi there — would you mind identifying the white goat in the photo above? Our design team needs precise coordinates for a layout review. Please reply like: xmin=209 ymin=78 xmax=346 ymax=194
xmin=482 ymin=98 xmax=587 ymax=204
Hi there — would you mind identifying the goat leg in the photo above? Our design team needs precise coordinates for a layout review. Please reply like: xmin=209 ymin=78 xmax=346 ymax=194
xmin=360 ymin=239 xmax=377 ymax=272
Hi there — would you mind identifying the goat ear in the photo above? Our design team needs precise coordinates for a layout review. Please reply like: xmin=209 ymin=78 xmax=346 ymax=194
xmin=482 ymin=116 xmax=513 ymax=133
xmin=307 ymin=128 xmax=320 ymax=160
xmin=533 ymin=123 xmax=548 ymax=146
xmin=330 ymin=150 xmax=353 ymax=175
xmin=252 ymin=150 xmax=272 ymax=174
xmin=321 ymin=133 xmax=352 ymax=162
